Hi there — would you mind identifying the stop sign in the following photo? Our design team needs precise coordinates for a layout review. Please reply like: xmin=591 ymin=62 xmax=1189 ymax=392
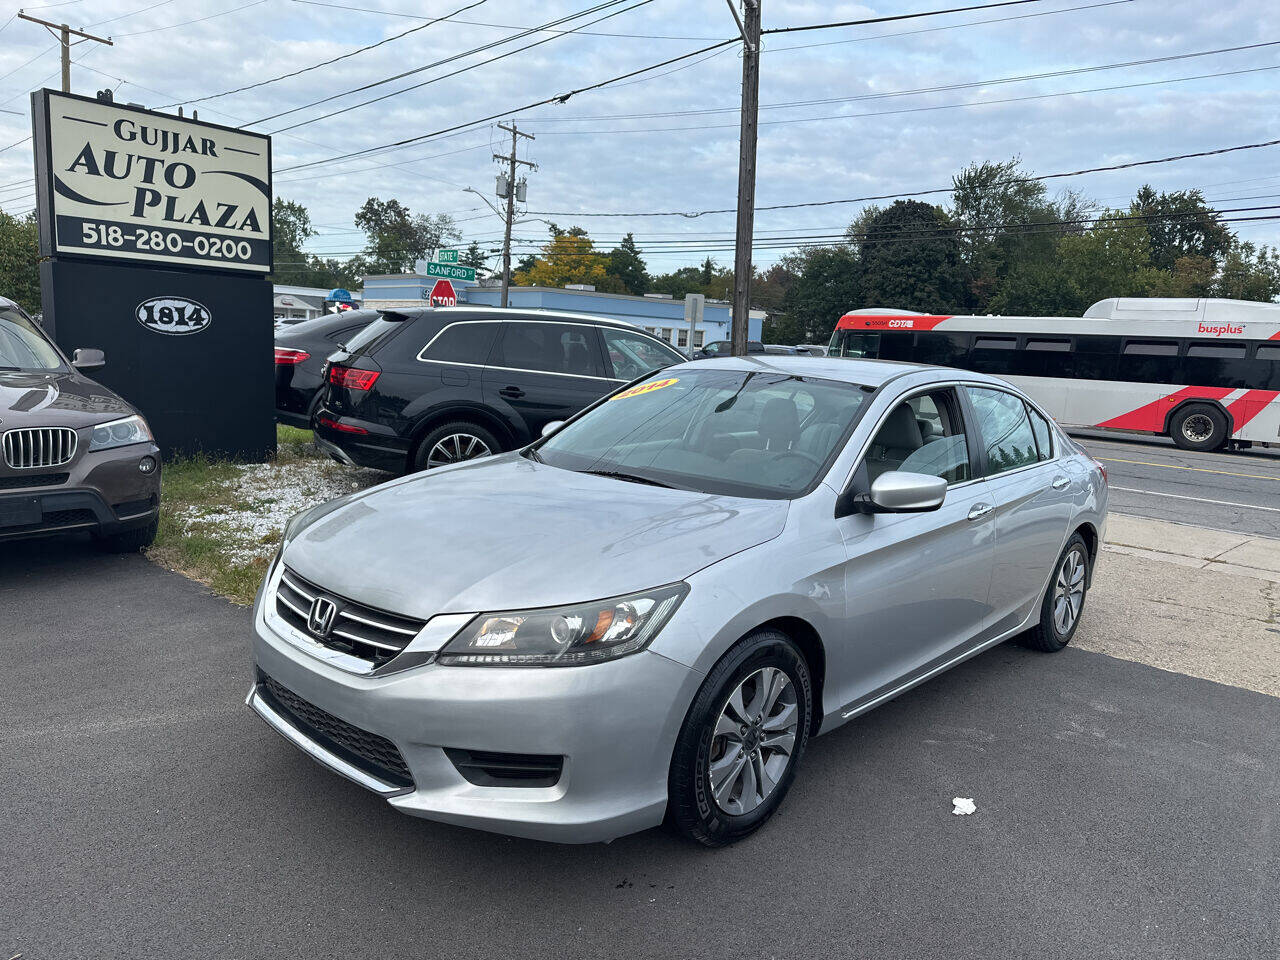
xmin=429 ymin=279 xmax=457 ymax=307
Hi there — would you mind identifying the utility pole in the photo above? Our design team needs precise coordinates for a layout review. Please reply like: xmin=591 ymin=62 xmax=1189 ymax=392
xmin=729 ymin=0 xmax=760 ymax=357
xmin=494 ymin=122 xmax=535 ymax=309
xmin=17 ymin=11 xmax=113 ymax=93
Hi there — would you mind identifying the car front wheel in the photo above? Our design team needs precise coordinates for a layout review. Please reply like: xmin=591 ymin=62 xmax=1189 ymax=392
xmin=668 ymin=628 xmax=812 ymax=847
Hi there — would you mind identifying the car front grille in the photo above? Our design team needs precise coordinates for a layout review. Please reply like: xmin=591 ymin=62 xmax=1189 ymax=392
xmin=2 ymin=427 xmax=78 ymax=469
xmin=257 ymin=671 xmax=413 ymax=789
xmin=0 ymin=472 xmax=69 ymax=490
xmin=275 ymin=566 xmax=427 ymax=667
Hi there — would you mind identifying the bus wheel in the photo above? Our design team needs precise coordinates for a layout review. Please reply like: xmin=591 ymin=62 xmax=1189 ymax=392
xmin=1170 ymin=404 xmax=1228 ymax=452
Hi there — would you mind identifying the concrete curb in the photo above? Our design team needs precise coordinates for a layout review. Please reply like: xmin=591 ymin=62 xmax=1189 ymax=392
xmin=1102 ymin=513 xmax=1280 ymax=584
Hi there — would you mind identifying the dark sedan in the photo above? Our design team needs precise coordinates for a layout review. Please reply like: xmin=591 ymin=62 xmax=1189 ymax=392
xmin=274 ymin=310 xmax=380 ymax=429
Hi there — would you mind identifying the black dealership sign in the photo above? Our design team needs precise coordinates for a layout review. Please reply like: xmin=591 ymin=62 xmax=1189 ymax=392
xmin=32 ymin=89 xmax=274 ymax=460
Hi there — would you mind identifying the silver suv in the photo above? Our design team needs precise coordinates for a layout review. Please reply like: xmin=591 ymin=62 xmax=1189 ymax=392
xmin=248 ymin=356 xmax=1107 ymax=846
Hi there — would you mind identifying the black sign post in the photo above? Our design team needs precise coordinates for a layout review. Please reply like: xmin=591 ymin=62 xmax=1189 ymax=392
xmin=31 ymin=88 xmax=274 ymax=460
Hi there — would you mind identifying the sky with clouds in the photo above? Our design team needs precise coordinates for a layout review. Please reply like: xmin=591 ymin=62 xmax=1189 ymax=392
xmin=1 ymin=0 xmax=1277 ymax=279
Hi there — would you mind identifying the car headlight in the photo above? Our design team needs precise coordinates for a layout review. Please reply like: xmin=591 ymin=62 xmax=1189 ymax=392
xmin=88 ymin=415 xmax=152 ymax=452
xmin=437 ymin=583 xmax=689 ymax=667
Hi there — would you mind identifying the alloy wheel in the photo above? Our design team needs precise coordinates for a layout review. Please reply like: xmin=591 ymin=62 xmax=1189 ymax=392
xmin=708 ymin=666 xmax=798 ymax=816
xmin=1053 ymin=546 xmax=1087 ymax=635
xmin=1181 ymin=413 xmax=1214 ymax=444
xmin=425 ymin=433 xmax=492 ymax=469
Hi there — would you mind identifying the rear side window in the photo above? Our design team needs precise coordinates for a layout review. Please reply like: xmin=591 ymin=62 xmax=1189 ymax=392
xmin=966 ymin=387 xmax=1039 ymax=475
xmin=1025 ymin=403 xmax=1054 ymax=461
xmin=601 ymin=327 xmax=682 ymax=380
xmin=343 ymin=318 xmax=399 ymax=354
xmin=420 ymin=322 xmax=498 ymax=364
xmin=494 ymin=322 xmax=604 ymax=377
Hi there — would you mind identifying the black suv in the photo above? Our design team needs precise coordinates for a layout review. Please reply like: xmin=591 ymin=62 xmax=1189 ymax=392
xmin=312 ymin=307 xmax=685 ymax=472
xmin=274 ymin=310 xmax=380 ymax=428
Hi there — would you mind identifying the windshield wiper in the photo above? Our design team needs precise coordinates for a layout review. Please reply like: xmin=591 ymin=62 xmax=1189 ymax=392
xmin=583 ymin=469 xmax=677 ymax=489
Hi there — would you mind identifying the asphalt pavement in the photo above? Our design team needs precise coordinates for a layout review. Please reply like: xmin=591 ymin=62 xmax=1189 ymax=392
xmin=2 ymin=537 xmax=1277 ymax=960
xmin=1071 ymin=430 xmax=1280 ymax=537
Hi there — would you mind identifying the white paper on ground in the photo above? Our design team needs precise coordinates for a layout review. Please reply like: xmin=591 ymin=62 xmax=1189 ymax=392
xmin=952 ymin=797 xmax=976 ymax=815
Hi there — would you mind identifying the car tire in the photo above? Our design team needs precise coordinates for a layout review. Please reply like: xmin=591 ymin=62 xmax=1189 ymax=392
xmin=1019 ymin=532 xmax=1091 ymax=652
xmin=95 ymin=518 xmax=158 ymax=553
xmin=668 ymin=628 xmax=812 ymax=847
xmin=1169 ymin=403 xmax=1228 ymax=451
xmin=409 ymin=421 xmax=501 ymax=473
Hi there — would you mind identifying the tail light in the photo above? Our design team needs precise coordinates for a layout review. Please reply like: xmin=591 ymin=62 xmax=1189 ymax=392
xmin=317 ymin=415 xmax=369 ymax=435
xmin=1091 ymin=457 xmax=1108 ymax=484
xmin=274 ymin=347 xmax=310 ymax=365
xmin=329 ymin=365 xmax=380 ymax=391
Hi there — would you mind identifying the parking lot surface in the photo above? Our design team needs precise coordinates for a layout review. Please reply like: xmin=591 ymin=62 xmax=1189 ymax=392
xmin=3 ymin=535 xmax=1277 ymax=960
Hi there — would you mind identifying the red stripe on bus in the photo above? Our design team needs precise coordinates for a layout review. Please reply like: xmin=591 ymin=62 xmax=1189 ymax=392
xmin=1226 ymin=389 xmax=1280 ymax=432
xmin=1271 ymin=330 xmax=1280 ymax=340
xmin=1095 ymin=386 xmax=1234 ymax=432
xmin=835 ymin=314 xmax=952 ymax=331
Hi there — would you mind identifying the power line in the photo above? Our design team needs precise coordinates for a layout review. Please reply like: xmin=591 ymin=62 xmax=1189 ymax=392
xmin=760 ymin=0 xmax=1054 ymax=35
xmin=111 ymin=0 xmax=270 ymax=38
xmin=85 ymin=0 xmax=178 ymax=29
xmin=251 ymin=0 xmax=641 ymax=128
xmin=288 ymin=0 xmax=720 ymax=40
xmin=528 ymin=136 xmax=1280 ymax=219
xmin=521 ymin=39 xmax=1280 ymax=123
xmin=155 ymin=0 xmax=486 ymax=108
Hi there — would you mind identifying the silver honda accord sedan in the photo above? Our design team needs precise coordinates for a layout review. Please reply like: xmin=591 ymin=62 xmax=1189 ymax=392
xmin=248 ymin=356 xmax=1107 ymax=846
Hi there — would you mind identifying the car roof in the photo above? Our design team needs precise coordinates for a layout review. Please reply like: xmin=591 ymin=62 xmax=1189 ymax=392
xmin=669 ymin=354 xmax=1010 ymax=389
xmin=382 ymin=305 xmax=652 ymax=332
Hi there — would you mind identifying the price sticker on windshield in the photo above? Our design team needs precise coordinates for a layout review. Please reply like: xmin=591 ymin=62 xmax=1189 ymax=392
xmin=612 ymin=378 xmax=678 ymax=401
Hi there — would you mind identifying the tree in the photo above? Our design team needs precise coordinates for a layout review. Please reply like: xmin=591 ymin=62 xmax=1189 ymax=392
xmin=784 ymin=246 xmax=863 ymax=343
xmin=270 ymin=198 xmax=316 ymax=285
xmin=650 ymin=257 xmax=734 ymax=300
xmin=606 ymin=233 xmax=648 ymax=295
xmin=1130 ymin=185 xmax=1232 ymax=272
xmin=0 ymin=211 xmax=41 ymax=314
xmin=854 ymin=200 xmax=967 ymax=313
xmin=354 ymin=198 xmax=459 ymax=273
xmin=513 ymin=226 xmax=623 ymax=292
xmin=460 ymin=241 xmax=488 ymax=269
xmin=1213 ymin=241 xmax=1280 ymax=302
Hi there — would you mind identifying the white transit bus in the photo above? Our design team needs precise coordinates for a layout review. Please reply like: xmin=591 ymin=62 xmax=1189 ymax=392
xmin=827 ymin=297 xmax=1280 ymax=451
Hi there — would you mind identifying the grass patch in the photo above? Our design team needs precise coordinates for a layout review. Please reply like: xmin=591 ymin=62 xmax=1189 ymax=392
xmin=148 ymin=424 xmax=382 ymax=605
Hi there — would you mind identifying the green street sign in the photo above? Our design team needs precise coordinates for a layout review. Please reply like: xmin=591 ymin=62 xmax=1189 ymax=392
xmin=425 ymin=260 xmax=475 ymax=282
xmin=436 ymin=248 xmax=459 ymax=264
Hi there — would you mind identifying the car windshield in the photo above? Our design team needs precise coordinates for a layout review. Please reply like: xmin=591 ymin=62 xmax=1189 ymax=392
xmin=534 ymin=368 xmax=869 ymax=498
xmin=0 ymin=306 xmax=63 ymax=372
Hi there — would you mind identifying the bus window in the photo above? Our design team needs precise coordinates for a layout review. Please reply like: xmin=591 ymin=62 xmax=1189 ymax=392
xmin=830 ymin=332 xmax=880 ymax=358
xmin=970 ymin=336 xmax=1017 ymax=374
xmin=1257 ymin=344 xmax=1280 ymax=389
xmin=1071 ymin=335 xmax=1120 ymax=380
xmin=1014 ymin=338 xmax=1072 ymax=377
xmin=1184 ymin=341 xmax=1250 ymax=389
xmin=1119 ymin=340 xmax=1180 ymax=385
xmin=879 ymin=334 xmax=914 ymax=361
xmin=912 ymin=332 xmax=970 ymax=367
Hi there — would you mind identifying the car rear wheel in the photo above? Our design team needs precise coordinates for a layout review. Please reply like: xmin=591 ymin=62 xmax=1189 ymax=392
xmin=668 ymin=628 xmax=812 ymax=847
xmin=410 ymin=421 xmax=501 ymax=473
xmin=1169 ymin=403 xmax=1228 ymax=451
xmin=1019 ymin=532 xmax=1090 ymax=652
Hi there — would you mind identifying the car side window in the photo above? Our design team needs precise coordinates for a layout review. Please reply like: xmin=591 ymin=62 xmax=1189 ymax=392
xmin=601 ymin=327 xmax=682 ymax=381
xmin=966 ymin=387 xmax=1040 ymax=475
xmin=493 ymin=322 xmax=604 ymax=377
xmin=865 ymin=389 xmax=970 ymax=484
xmin=420 ymin=321 xmax=499 ymax=364
xmin=1025 ymin=402 xmax=1054 ymax=461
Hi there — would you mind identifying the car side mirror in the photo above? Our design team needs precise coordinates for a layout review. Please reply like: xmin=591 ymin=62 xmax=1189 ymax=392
xmin=72 ymin=348 xmax=106 ymax=371
xmin=541 ymin=420 xmax=565 ymax=438
xmin=866 ymin=471 xmax=947 ymax=512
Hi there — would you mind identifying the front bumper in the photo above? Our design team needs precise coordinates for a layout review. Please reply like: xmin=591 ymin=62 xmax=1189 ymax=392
xmin=0 ymin=441 xmax=160 ymax=541
xmin=249 ymin=587 xmax=702 ymax=843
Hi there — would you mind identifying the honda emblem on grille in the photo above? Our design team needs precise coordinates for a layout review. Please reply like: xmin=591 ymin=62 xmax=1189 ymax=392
xmin=307 ymin=596 xmax=338 ymax=638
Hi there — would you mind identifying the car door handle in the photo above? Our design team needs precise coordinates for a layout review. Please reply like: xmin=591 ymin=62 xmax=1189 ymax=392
xmin=1052 ymin=476 xmax=1070 ymax=490
xmin=499 ymin=386 xmax=525 ymax=399
xmin=967 ymin=503 xmax=993 ymax=521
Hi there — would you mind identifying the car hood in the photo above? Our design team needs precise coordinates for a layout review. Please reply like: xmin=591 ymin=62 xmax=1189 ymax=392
xmin=0 ymin=369 xmax=132 ymax=429
xmin=283 ymin=454 xmax=789 ymax=619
